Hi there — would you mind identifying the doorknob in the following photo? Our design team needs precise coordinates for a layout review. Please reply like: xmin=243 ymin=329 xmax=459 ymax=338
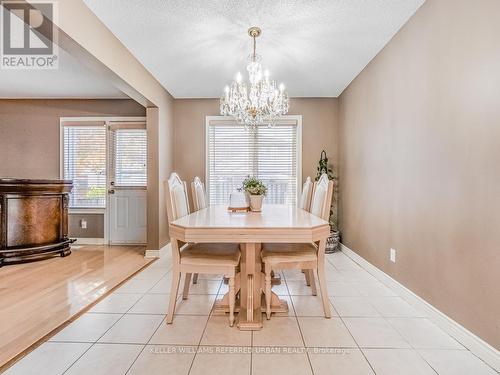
xmin=108 ymin=189 xmax=115 ymax=194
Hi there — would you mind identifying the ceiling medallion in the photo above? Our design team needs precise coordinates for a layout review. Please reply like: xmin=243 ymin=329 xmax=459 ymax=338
xmin=220 ymin=27 xmax=289 ymax=128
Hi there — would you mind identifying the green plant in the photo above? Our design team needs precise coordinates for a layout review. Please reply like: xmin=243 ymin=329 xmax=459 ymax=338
xmin=242 ymin=176 xmax=267 ymax=196
xmin=86 ymin=186 xmax=106 ymax=199
xmin=315 ymin=150 xmax=336 ymax=181
xmin=315 ymin=150 xmax=338 ymax=231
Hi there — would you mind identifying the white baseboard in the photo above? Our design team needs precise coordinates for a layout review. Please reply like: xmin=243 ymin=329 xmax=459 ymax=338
xmin=74 ymin=237 xmax=105 ymax=245
xmin=340 ymin=243 xmax=500 ymax=372
xmin=145 ymin=242 xmax=170 ymax=259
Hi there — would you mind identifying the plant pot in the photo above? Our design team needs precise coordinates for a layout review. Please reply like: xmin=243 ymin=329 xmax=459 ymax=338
xmin=326 ymin=230 xmax=340 ymax=253
xmin=249 ymin=195 xmax=264 ymax=212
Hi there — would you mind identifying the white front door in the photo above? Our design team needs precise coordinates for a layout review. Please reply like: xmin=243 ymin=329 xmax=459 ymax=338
xmin=108 ymin=122 xmax=147 ymax=244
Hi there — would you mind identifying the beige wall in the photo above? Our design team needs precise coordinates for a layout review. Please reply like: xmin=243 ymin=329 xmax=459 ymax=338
xmin=0 ymin=99 xmax=145 ymax=238
xmin=173 ymin=98 xmax=339 ymax=206
xmin=0 ymin=99 xmax=145 ymax=179
xmin=69 ymin=214 xmax=104 ymax=238
xmin=338 ymin=0 xmax=500 ymax=349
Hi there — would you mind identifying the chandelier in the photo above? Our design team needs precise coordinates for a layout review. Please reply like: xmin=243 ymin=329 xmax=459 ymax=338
xmin=220 ymin=27 xmax=289 ymax=128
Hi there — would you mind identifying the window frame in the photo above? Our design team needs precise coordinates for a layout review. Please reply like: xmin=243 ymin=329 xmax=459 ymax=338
xmin=108 ymin=122 xmax=148 ymax=190
xmin=60 ymin=122 xmax=107 ymax=210
xmin=205 ymin=115 xmax=302 ymax=206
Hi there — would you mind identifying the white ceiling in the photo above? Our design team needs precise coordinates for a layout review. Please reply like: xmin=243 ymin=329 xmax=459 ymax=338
xmin=83 ymin=0 xmax=425 ymax=98
xmin=0 ymin=48 xmax=127 ymax=99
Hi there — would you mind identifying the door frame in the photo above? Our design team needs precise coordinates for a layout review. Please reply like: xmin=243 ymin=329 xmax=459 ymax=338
xmin=107 ymin=120 xmax=147 ymax=245
xmin=59 ymin=116 xmax=147 ymax=245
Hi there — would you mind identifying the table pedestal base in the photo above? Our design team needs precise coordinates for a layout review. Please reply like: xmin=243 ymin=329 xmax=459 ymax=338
xmin=213 ymin=289 xmax=289 ymax=330
xmin=213 ymin=243 xmax=291 ymax=330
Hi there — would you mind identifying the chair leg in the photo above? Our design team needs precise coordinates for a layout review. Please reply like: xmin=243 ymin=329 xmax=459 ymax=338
xmin=316 ymin=264 xmax=331 ymax=318
xmin=308 ymin=270 xmax=317 ymax=296
xmin=265 ymin=265 xmax=272 ymax=320
xmin=304 ymin=269 xmax=311 ymax=286
xmin=182 ymin=273 xmax=192 ymax=300
xmin=167 ymin=270 xmax=181 ymax=324
xmin=192 ymin=273 xmax=198 ymax=284
xmin=229 ymin=276 xmax=235 ymax=327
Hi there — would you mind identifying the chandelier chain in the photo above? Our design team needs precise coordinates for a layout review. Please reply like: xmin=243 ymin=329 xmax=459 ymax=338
xmin=253 ymin=35 xmax=256 ymax=61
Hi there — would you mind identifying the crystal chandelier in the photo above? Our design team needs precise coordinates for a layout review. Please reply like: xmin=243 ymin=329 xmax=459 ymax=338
xmin=220 ymin=27 xmax=289 ymax=128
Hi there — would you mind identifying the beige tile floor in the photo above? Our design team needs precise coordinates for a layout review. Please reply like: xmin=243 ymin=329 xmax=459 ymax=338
xmin=4 ymin=252 xmax=498 ymax=375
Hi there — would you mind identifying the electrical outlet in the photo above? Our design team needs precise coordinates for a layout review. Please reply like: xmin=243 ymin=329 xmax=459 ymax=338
xmin=390 ymin=248 xmax=396 ymax=263
xmin=80 ymin=219 xmax=87 ymax=229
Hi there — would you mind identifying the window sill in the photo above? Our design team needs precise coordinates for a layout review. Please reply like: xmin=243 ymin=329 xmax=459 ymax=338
xmin=69 ymin=208 xmax=106 ymax=215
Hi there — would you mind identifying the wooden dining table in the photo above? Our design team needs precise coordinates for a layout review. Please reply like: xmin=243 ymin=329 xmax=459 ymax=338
xmin=169 ymin=204 xmax=330 ymax=330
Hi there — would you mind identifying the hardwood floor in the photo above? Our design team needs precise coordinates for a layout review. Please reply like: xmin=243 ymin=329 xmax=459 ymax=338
xmin=0 ymin=245 xmax=153 ymax=369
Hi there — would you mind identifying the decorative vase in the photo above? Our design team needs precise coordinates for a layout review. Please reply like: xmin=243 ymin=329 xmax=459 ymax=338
xmin=326 ymin=230 xmax=340 ymax=253
xmin=249 ymin=195 xmax=264 ymax=212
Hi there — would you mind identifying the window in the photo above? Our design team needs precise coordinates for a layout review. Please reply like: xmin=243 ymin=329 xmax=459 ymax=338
xmin=111 ymin=128 xmax=147 ymax=187
xmin=62 ymin=125 xmax=106 ymax=208
xmin=206 ymin=117 xmax=301 ymax=205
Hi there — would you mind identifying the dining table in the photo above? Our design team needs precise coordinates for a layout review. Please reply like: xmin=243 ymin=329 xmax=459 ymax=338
xmin=169 ymin=204 xmax=330 ymax=330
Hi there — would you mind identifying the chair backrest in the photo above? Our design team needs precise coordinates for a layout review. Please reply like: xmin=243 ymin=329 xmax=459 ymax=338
xmin=165 ymin=172 xmax=190 ymax=223
xmin=299 ymin=176 xmax=313 ymax=211
xmin=191 ymin=176 xmax=207 ymax=211
xmin=310 ymin=173 xmax=334 ymax=221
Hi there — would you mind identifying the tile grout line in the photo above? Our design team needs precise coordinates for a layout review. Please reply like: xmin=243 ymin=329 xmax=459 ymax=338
xmin=9 ymin=263 xmax=168 ymax=374
xmin=324 ymin=254 xmax=380 ymax=375
xmin=338 ymin=253 xmax=444 ymax=374
xmin=330 ymin=252 xmax=441 ymax=375
xmin=60 ymin=310 xmax=130 ymax=375
xmin=123 ymin=343 xmax=148 ymax=375
xmin=123 ymin=265 xmax=172 ymax=373
xmin=18 ymin=254 xmax=498 ymax=375
xmin=281 ymin=271 xmax=316 ymax=375
xmin=62 ymin=265 xmax=172 ymax=374
xmin=330 ymin=292 xmax=379 ymax=374
xmin=124 ymin=277 xmax=222 ymax=374
xmin=186 ymin=278 xmax=223 ymax=375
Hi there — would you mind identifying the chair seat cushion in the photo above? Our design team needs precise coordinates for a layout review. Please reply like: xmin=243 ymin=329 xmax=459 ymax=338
xmin=261 ymin=243 xmax=318 ymax=263
xmin=180 ymin=243 xmax=240 ymax=266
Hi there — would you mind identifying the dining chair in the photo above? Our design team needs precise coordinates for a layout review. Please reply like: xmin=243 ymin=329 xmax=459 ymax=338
xmin=299 ymin=176 xmax=313 ymax=211
xmin=191 ymin=176 xmax=207 ymax=211
xmin=262 ymin=173 xmax=333 ymax=319
xmin=165 ymin=172 xmax=240 ymax=326
xmin=299 ymin=177 xmax=316 ymax=291
xmin=189 ymin=176 xmax=208 ymax=285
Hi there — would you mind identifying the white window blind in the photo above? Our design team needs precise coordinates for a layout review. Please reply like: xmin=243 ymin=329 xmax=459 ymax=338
xmin=111 ymin=128 xmax=147 ymax=187
xmin=207 ymin=121 xmax=300 ymax=205
xmin=63 ymin=125 xmax=106 ymax=208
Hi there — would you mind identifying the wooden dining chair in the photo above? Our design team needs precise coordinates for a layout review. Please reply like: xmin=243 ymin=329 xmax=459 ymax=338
xmin=189 ymin=176 xmax=208 ymax=285
xmin=299 ymin=176 xmax=314 ymax=211
xmin=262 ymin=173 xmax=333 ymax=319
xmin=299 ymin=177 xmax=316 ymax=290
xmin=191 ymin=176 xmax=207 ymax=211
xmin=165 ymin=172 xmax=240 ymax=326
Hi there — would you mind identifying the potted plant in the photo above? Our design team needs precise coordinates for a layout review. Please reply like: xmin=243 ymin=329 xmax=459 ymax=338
xmin=315 ymin=150 xmax=340 ymax=253
xmin=242 ymin=176 xmax=267 ymax=212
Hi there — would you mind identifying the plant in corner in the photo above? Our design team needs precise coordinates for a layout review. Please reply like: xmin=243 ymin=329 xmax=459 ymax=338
xmin=242 ymin=176 xmax=267 ymax=212
xmin=315 ymin=150 xmax=340 ymax=253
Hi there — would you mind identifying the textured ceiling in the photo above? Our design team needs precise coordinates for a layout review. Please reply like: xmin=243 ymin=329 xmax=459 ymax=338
xmin=0 ymin=48 xmax=127 ymax=99
xmin=83 ymin=0 xmax=425 ymax=98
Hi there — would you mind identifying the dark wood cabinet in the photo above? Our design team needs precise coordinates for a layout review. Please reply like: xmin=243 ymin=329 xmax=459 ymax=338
xmin=0 ymin=179 xmax=74 ymax=266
